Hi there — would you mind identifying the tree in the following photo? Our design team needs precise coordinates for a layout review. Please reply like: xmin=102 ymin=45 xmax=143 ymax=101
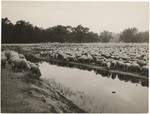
xmin=143 ymin=31 xmax=149 ymax=42
xmin=135 ymin=31 xmax=149 ymax=43
xmin=15 ymin=20 xmax=35 ymax=43
xmin=112 ymin=33 xmax=120 ymax=43
xmin=73 ymin=25 xmax=90 ymax=43
xmin=119 ymin=28 xmax=138 ymax=43
xmin=99 ymin=30 xmax=114 ymax=43
xmin=2 ymin=18 xmax=15 ymax=43
xmin=2 ymin=17 xmax=147 ymax=44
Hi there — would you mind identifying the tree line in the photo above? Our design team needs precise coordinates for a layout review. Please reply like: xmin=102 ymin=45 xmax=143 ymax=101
xmin=2 ymin=17 xmax=149 ymax=44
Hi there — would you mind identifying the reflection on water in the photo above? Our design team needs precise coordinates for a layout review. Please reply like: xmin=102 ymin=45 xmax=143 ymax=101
xmin=46 ymin=61 xmax=149 ymax=87
xmin=39 ymin=61 xmax=148 ymax=113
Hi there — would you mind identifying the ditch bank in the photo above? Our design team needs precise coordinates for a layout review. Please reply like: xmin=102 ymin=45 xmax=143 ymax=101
xmin=1 ymin=65 xmax=85 ymax=113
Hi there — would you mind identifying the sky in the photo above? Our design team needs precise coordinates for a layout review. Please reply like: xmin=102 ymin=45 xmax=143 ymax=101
xmin=2 ymin=1 xmax=149 ymax=33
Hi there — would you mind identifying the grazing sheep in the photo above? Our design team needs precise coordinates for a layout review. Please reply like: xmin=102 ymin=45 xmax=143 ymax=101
xmin=19 ymin=54 xmax=25 ymax=59
xmin=1 ymin=55 xmax=7 ymax=69
xmin=143 ymin=56 xmax=147 ymax=61
xmin=40 ymin=51 xmax=49 ymax=57
xmin=136 ymin=55 xmax=142 ymax=59
xmin=29 ymin=63 xmax=41 ymax=78
xmin=62 ymin=55 xmax=69 ymax=62
xmin=106 ymin=62 xmax=111 ymax=69
xmin=9 ymin=51 xmax=19 ymax=58
xmin=54 ymin=53 xmax=59 ymax=59
xmin=67 ymin=55 xmax=77 ymax=62
xmin=113 ymin=56 xmax=119 ymax=60
xmin=8 ymin=55 xmax=19 ymax=65
xmin=3 ymin=50 xmax=11 ymax=60
xmin=11 ymin=58 xmax=31 ymax=71
xmin=78 ymin=55 xmax=92 ymax=63
xmin=27 ymin=61 xmax=32 ymax=65
xmin=1 ymin=51 xmax=5 ymax=57
xmin=121 ymin=55 xmax=130 ymax=61
xmin=111 ymin=60 xmax=117 ymax=69
xmin=137 ymin=60 xmax=147 ymax=67
xmin=141 ymin=65 xmax=149 ymax=76
xmin=96 ymin=58 xmax=105 ymax=65
xmin=101 ymin=61 xmax=107 ymax=67
xmin=8 ymin=51 xmax=20 ymax=64
xmin=86 ymin=54 xmax=94 ymax=63
xmin=131 ymin=62 xmax=141 ymax=73
xmin=116 ymin=60 xmax=124 ymax=71
xmin=124 ymin=62 xmax=131 ymax=71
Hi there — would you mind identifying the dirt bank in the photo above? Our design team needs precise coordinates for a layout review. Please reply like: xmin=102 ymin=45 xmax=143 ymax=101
xmin=1 ymin=65 xmax=85 ymax=113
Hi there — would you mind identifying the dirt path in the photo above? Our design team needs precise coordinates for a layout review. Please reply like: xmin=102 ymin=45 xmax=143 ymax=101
xmin=1 ymin=65 xmax=85 ymax=113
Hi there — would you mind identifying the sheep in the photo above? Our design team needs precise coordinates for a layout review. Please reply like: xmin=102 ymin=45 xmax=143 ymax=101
xmin=8 ymin=55 xmax=20 ymax=65
xmin=78 ymin=56 xmax=86 ymax=63
xmin=101 ymin=61 xmax=107 ymax=67
xmin=1 ymin=53 xmax=7 ymax=69
xmin=116 ymin=60 xmax=125 ymax=71
xmin=86 ymin=53 xmax=94 ymax=63
xmin=78 ymin=55 xmax=93 ymax=63
xmin=62 ymin=55 xmax=69 ymax=62
xmin=121 ymin=55 xmax=131 ymax=61
xmin=92 ymin=55 xmax=100 ymax=62
xmin=27 ymin=61 xmax=32 ymax=66
xmin=124 ymin=62 xmax=131 ymax=71
xmin=143 ymin=56 xmax=148 ymax=61
xmin=106 ymin=62 xmax=111 ymax=69
xmin=67 ymin=55 xmax=77 ymax=62
xmin=136 ymin=54 xmax=142 ymax=59
xmin=18 ymin=54 xmax=25 ymax=59
xmin=9 ymin=51 xmax=19 ymax=58
xmin=113 ymin=56 xmax=119 ymax=60
xmin=1 ymin=51 xmax=5 ymax=57
xmin=54 ymin=53 xmax=59 ymax=59
xmin=40 ymin=51 xmax=49 ymax=57
xmin=130 ymin=62 xmax=141 ymax=73
xmin=29 ymin=63 xmax=41 ymax=78
xmin=96 ymin=58 xmax=104 ymax=65
xmin=137 ymin=60 xmax=147 ymax=67
xmin=3 ymin=50 xmax=11 ymax=60
xmin=141 ymin=65 xmax=149 ymax=76
xmin=110 ymin=60 xmax=117 ymax=69
xmin=8 ymin=51 xmax=20 ymax=64
xmin=11 ymin=58 xmax=31 ymax=72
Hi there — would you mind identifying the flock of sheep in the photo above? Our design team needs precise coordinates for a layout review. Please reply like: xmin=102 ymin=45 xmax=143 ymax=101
xmin=1 ymin=50 xmax=41 ymax=77
xmin=1 ymin=43 xmax=148 ymax=77
xmin=35 ymin=43 xmax=149 ymax=76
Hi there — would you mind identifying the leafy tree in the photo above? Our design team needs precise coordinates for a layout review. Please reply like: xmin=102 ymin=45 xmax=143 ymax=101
xmin=135 ymin=31 xmax=149 ymax=43
xmin=15 ymin=20 xmax=35 ymax=43
xmin=119 ymin=28 xmax=138 ymax=43
xmin=1 ymin=18 xmax=148 ymax=44
xmin=112 ymin=33 xmax=120 ymax=43
xmin=99 ymin=30 xmax=114 ymax=43
xmin=2 ymin=18 xmax=15 ymax=43
xmin=72 ymin=25 xmax=90 ymax=43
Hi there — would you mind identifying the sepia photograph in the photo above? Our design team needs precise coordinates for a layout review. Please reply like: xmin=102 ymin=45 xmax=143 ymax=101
xmin=1 ymin=1 xmax=149 ymax=113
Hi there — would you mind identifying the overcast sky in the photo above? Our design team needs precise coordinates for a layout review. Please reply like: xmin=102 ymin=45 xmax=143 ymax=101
xmin=2 ymin=1 xmax=149 ymax=33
